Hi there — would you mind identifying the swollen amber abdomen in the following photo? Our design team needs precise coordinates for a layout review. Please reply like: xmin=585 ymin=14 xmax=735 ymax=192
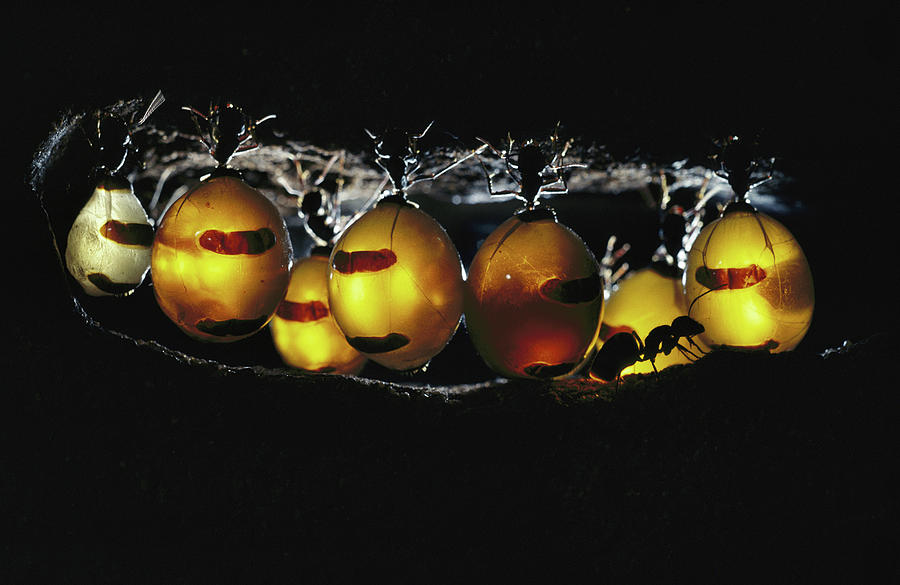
xmin=464 ymin=210 xmax=604 ymax=379
xmin=683 ymin=205 xmax=814 ymax=351
xmin=151 ymin=175 xmax=291 ymax=342
xmin=327 ymin=197 xmax=465 ymax=371
xmin=270 ymin=251 xmax=367 ymax=374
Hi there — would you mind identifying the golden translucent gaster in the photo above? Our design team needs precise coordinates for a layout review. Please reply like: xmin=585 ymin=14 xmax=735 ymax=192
xmin=327 ymin=198 xmax=464 ymax=371
xmin=598 ymin=265 xmax=709 ymax=375
xmin=65 ymin=176 xmax=153 ymax=297
xmin=465 ymin=212 xmax=604 ymax=379
xmin=151 ymin=175 xmax=291 ymax=342
xmin=270 ymin=252 xmax=367 ymax=374
xmin=683 ymin=205 xmax=814 ymax=352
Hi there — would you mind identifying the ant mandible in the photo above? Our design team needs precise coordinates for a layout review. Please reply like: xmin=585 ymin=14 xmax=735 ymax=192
xmin=590 ymin=316 xmax=707 ymax=385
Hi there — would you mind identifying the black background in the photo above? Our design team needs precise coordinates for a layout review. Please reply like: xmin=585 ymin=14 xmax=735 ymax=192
xmin=8 ymin=4 xmax=897 ymax=583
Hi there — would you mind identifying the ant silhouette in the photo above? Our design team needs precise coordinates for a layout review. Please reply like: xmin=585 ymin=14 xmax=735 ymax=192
xmin=591 ymin=316 xmax=707 ymax=385
xmin=655 ymin=169 xmax=714 ymax=270
xmin=183 ymin=102 xmax=276 ymax=168
xmin=89 ymin=90 xmax=166 ymax=177
xmin=364 ymin=122 xmax=486 ymax=198
xmin=278 ymin=150 xmax=356 ymax=247
xmin=710 ymin=134 xmax=775 ymax=201
xmin=475 ymin=125 xmax=586 ymax=211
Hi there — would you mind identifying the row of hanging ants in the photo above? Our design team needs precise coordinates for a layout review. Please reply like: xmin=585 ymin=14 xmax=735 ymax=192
xmin=73 ymin=93 xmax=775 ymax=383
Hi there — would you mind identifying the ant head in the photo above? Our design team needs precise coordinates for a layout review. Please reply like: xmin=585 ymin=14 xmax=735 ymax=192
xmin=185 ymin=101 xmax=272 ymax=168
xmin=720 ymin=135 xmax=755 ymax=172
xmin=671 ymin=315 xmax=704 ymax=337
xmin=209 ymin=104 xmax=248 ymax=144
xmin=371 ymin=127 xmax=417 ymax=160
xmin=207 ymin=103 xmax=251 ymax=166
xmin=367 ymin=123 xmax=431 ymax=191
xmin=299 ymin=187 xmax=338 ymax=246
xmin=299 ymin=188 xmax=325 ymax=218
xmin=515 ymin=142 xmax=547 ymax=179
xmin=714 ymin=135 xmax=772 ymax=200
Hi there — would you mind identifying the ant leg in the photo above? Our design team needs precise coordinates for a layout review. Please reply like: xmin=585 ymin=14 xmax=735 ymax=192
xmin=474 ymin=136 xmax=507 ymax=160
xmin=181 ymin=105 xmax=208 ymax=121
xmin=181 ymin=106 xmax=213 ymax=153
xmin=412 ymin=120 xmax=435 ymax=140
xmin=234 ymin=139 xmax=260 ymax=154
xmin=407 ymin=143 xmax=488 ymax=186
xmin=474 ymin=148 xmax=526 ymax=202
xmin=674 ymin=342 xmax=702 ymax=361
xmin=311 ymin=151 xmax=343 ymax=187
xmin=601 ymin=235 xmax=631 ymax=293
xmin=684 ymin=335 xmax=707 ymax=355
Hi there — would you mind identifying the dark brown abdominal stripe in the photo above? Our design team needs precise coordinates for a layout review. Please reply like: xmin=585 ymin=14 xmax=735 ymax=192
xmin=196 ymin=315 xmax=269 ymax=336
xmin=100 ymin=220 xmax=153 ymax=247
xmin=276 ymin=300 xmax=330 ymax=322
xmin=346 ymin=333 xmax=410 ymax=353
xmin=332 ymin=249 xmax=397 ymax=274
xmin=696 ymin=265 xmax=766 ymax=290
xmin=539 ymin=273 xmax=601 ymax=304
xmin=714 ymin=339 xmax=779 ymax=351
xmin=524 ymin=362 xmax=576 ymax=379
xmin=87 ymin=273 xmax=140 ymax=294
xmin=198 ymin=228 xmax=276 ymax=255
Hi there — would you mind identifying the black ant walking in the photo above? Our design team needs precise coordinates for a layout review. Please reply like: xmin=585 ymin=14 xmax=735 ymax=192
xmin=590 ymin=316 xmax=707 ymax=385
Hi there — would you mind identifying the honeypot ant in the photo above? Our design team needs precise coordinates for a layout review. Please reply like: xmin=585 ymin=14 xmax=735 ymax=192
xmin=590 ymin=316 xmax=707 ymax=385
xmin=686 ymin=135 xmax=778 ymax=316
xmin=183 ymin=102 xmax=277 ymax=168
